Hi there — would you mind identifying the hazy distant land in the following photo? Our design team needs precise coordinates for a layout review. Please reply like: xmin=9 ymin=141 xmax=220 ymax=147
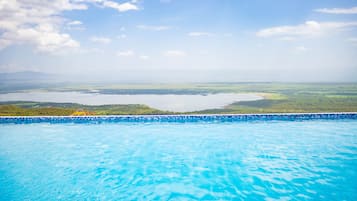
xmin=0 ymin=79 xmax=356 ymax=115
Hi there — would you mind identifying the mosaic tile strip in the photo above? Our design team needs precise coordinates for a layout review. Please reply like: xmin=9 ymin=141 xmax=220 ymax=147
xmin=0 ymin=113 xmax=356 ymax=124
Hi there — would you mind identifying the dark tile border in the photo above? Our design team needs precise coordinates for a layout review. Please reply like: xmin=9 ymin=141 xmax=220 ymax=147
xmin=0 ymin=113 xmax=356 ymax=124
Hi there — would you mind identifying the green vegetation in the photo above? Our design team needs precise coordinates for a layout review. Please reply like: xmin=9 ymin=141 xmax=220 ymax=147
xmin=197 ymin=95 xmax=357 ymax=114
xmin=0 ymin=83 xmax=356 ymax=115
xmin=0 ymin=105 xmax=76 ymax=116
xmin=0 ymin=102 xmax=171 ymax=116
xmin=194 ymin=83 xmax=357 ymax=114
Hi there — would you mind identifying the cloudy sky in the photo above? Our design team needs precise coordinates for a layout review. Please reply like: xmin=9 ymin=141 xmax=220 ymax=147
xmin=0 ymin=0 xmax=356 ymax=82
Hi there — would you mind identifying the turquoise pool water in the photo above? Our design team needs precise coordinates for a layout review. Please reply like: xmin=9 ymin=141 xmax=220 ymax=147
xmin=0 ymin=118 xmax=356 ymax=200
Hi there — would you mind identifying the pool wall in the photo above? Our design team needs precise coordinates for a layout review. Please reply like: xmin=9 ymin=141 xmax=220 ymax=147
xmin=0 ymin=113 xmax=356 ymax=124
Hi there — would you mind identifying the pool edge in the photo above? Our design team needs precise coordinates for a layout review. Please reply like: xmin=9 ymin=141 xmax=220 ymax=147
xmin=0 ymin=112 xmax=356 ymax=123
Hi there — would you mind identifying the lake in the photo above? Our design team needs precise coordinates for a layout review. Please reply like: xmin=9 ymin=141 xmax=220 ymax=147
xmin=0 ymin=91 xmax=263 ymax=112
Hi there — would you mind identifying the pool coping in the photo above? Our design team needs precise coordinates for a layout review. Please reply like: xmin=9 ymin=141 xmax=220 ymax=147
xmin=0 ymin=112 xmax=356 ymax=123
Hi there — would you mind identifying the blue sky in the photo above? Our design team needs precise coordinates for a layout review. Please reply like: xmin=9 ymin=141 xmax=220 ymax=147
xmin=0 ymin=0 xmax=356 ymax=82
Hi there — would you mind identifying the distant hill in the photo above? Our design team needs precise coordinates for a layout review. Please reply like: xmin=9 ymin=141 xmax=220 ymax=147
xmin=0 ymin=71 xmax=60 ymax=93
xmin=0 ymin=71 xmax=55 ymax=82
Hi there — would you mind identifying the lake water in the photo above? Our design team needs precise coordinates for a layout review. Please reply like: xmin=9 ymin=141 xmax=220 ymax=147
xmin=0 ymin=91 xmax=263 ymax=112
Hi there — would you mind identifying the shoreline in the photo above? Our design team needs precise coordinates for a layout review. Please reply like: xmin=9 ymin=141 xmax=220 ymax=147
xmin=0 ymin=92 xmax=263 ymax=112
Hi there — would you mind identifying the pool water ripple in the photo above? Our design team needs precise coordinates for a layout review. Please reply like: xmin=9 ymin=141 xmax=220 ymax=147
xmin=0 ymin=120 xmax=356 ymax=200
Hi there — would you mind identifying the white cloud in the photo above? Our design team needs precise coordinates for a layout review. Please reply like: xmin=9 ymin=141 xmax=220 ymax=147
xmin=295 ymin=46 xmax=308 ymax=51
xmin=163 ymin=50 xmax=186 ymax=57
xmin=79 ymin=0 xmax=139 ymax=12
xmin=0 ymin=0 xmax=85 ymax=52
xmin=101 ymin=0 xmax=138 ymax=12
xmin=90 ymin=36 xmax=111 ymax=44
xmin=137 ymin=25 xmax=171 ymax=31
xmin=66 ymin=20 xmax=84 ymax=30
xmin=315 ymin=7 xmax=357 ymax=14
xmin=140 ymin=55 xmax=150 ymax=60
xmin=0 ymin=0 xmax=139 ymax=52
xmin=188 ymin=32 xmax=213 ymax=37
xmin=279 ymin=36 xmax=296 ymax=41
xmin=117 ymin=50 xmax=135 ymax=57
xmin=67 ymin=20 xmax=82 ymax=26
xmin=256 ymin=21 xmax=357 ymax=38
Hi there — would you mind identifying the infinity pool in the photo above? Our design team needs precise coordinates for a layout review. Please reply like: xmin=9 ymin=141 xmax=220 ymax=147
xmin=0 ymin=116 xmax=356 ymax=200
